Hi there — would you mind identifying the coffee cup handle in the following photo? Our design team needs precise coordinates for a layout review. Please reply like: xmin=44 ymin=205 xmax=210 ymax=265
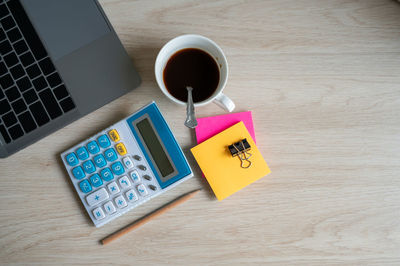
xmin=213 ymin=93 xmax=235 ymax=112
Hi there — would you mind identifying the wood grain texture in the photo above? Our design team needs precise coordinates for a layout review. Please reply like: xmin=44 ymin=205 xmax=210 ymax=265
xmin=1 ymin=0 xmax=400 ymax=265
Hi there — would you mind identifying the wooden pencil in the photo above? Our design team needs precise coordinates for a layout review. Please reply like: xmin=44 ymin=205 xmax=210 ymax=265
xmin=101 ymin=188 xmax=202 ymax=245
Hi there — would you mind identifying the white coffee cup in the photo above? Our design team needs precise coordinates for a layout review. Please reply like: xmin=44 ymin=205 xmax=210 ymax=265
xmin=155 ymin=34 xmax=235 ymax=112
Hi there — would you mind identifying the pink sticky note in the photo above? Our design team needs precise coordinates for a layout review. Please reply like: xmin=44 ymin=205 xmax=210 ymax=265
xmin=195 ymin=111 xmax=256 ymax=144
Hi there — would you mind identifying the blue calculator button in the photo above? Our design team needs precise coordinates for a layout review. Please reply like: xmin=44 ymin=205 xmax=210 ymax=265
xmin=93 ymin=154 xmax=107 ymax=168
xmin=104 ymin=148 xmax=118 ymax=162
xmin=76 ymin=147 xmax=89 ymax=160
xmin=100 ymin=167 xmax=114 ymax=181
xmin=97 ymin=134 xmax=111 ymax=148
xmin=90 ymin=174 xmax=103 ymax=187
xmin=65 ymin=152 xmax=78 ymax=166
xmin=111 ymin=161 xmax=125 ymax=176
xmin=72 ymin=166 xmax=86 ymax=180
xmin=79 ymin=179 xmax=92 ymax=193
xmin=87 ymin=140 xmax=100 ymax=154
xmin=82 ymin=160 xmax=96 ymax=174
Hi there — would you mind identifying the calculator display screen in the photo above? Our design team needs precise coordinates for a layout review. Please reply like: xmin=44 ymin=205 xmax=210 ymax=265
xmin=136 ymin=118 xmax=174 ymax=177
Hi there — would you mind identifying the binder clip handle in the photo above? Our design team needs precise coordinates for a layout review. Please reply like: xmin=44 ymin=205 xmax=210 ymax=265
xmin=228 ymin=139 xmax=252 ymax=169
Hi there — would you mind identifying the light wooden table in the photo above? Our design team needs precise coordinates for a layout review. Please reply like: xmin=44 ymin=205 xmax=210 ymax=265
xmin=1 ymin=0 xmax=400 ymax=265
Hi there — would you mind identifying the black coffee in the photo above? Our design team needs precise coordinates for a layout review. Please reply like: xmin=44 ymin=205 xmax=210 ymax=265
xmin=163 ymin=48 xmax=220 ymax=103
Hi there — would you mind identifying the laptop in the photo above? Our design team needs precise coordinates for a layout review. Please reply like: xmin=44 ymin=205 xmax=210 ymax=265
xmin=0 ymin=0 xmax=141 ymax=158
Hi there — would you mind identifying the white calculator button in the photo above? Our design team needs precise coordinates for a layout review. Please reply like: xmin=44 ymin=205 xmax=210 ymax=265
xmin=125 ymin=189 xmax=138 ymax=202
xmin=129 ymin=170 xmax=141 ymax=183
xmin=86 ymin=188 xmax=109 ymax=206
xmin=107 ymin=181 xmax=120 ymax=195
xmin=103 ymin=201 xmax=116 ymax=214
xmin=114 ymin=195 xmax=127 ymax=208
xmin=123 ymin=157 xmax=134 ymax=169
xmin=137 ymin=184 xmax=148 ymax=196
xmin=92 ymin=207 xmax=106 ymax=220
xmin=118 ymin=175 xmax=131 ymax=189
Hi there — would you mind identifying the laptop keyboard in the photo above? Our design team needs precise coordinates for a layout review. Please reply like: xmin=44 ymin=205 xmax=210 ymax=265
xmin=0 ymin=0 xmax=76 ymax=144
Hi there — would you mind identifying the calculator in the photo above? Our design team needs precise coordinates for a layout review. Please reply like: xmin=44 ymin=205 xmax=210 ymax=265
xmin=60 ymin=102 xmax=193 ymax=227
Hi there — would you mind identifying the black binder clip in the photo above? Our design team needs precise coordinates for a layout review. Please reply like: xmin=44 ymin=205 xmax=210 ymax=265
xmin=228 ymin=139 xmax=252 ymax=169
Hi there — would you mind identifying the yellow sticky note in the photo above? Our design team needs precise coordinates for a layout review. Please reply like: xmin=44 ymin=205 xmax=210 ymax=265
xmin=191 ymin=122 xmax=271 ymax=200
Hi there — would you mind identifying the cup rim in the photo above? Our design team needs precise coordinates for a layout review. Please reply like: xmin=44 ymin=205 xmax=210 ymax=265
xmin=155 ymin=34 xmax=229 ymax=107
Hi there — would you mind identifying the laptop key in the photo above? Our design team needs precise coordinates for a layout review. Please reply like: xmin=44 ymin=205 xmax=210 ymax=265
xmin=2 ymin=111 xmax=17 ymax=127
xmin=0 ymin=74 xmax=14 ymax=90
xmin=8 ymin=123 xmax=24 ymax=140
xmin=0 ymin=16 xmax=15 ymax=31
xmin=26 ymin=64 xmax=41 ymax=79
xmin=16 ymin=76 xmax=31 ymax=92
xmin=9 ymin=64 xmax=25 ymax=79
xmin=38 ymin=57 xmax=56 ymax=75
xmin=53 ymin=84 xmax=68 ymax=100
xmin=0 ymin=40 xmax=12 ymax=54
xmin=0 ymin=28 xmax=5 ymax=41
xmin=39 ymin=88 xmax=62 ymax=119
xmin=0 ymin=89 xmax=4 ymax=99
xmin=59 ymin=97 xmax=76 ymax=113
xmin=11 ymin=98 xmax=26 ymax=114
xmin=5 ymin=86 xmax=20 ymax=101
xmin=0 ymin=99 xmax=11 ymax=115
xmin=13 ymin=39 xmax=28 ymax=54
xmin=7 ymin=0 xmax=47 ymax=60
xmin=22 ymin=88 xmax=38 ymax=104
xmin=29 ymin=101 xmax=49 ymax=126
xmin=19 ymin=52 xmax=34 ymax=67
xmin=7 ymin=27 xmax=22 ymax=43
xmin=4 ymin=52 xmax=18 ymax=67
xmin=32 ymin=76 xmax=47 ymax=91
xmin=0 ymin=61 xmax=7 ymax=76
xmin=0 ymin=123 xmax=11 ymax=143
xmin=46 ymin=72 xmax=62 ymax=87
xmin=0 ymin=4 xmax=8 ymax=18
xmin=18 ymin=111 xmax=37 ymax=133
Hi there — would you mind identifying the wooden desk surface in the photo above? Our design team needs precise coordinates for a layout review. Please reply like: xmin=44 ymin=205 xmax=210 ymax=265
xmin=1 ymin=0 xmax=400 ymax=265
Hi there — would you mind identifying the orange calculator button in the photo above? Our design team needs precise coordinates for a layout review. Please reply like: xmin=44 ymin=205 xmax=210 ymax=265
xmin=115 ymin=142 xmax=127 ymax=155
xmin=108 ymin=129 xmax=120 ymax=142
